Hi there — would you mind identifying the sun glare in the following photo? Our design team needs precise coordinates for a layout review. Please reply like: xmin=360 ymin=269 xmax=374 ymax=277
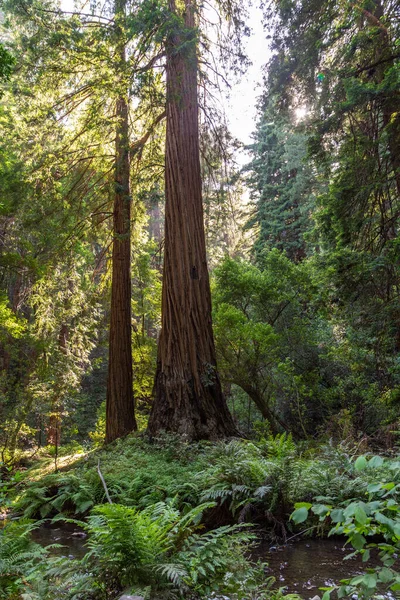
xmin=294 ymin=106 xmax=308 ymax=122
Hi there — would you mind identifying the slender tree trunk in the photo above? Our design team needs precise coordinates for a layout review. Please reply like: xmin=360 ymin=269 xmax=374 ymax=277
xmin=237 ymin=382 xmax=289 ymax=435
xmin=148 ymin=0 xmax=237 ymax=440
xmin=47 ymin=323 xmax=68 ymax=446
xmin=106 ymin=0 xmax=137 ymax=443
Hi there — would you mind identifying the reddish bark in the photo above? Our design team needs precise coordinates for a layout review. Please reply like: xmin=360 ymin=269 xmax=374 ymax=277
xmin=105 ymin=1 xmax=137 ymax=443
xmin=148 ymin=0 xmax=237 ymax=440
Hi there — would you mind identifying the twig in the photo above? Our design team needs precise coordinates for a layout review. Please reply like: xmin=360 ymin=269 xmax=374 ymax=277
xmin=97 ymin=459 xmax=113 ymax=504
xmin=285 ymin=525 xmax=317 ymax=543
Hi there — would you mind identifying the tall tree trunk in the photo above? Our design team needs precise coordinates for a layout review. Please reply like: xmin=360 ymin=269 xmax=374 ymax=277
xmin=47 ymin=323 xmax=68 ymax=446
xmin=106 ymin=0 xmax=137 ymax=443
xmin=148 ymin=0 xmax=237 ymax=440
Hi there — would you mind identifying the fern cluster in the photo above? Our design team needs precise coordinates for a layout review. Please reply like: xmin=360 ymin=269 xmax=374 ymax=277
xmin=7 ymin=435 xmax=399 ymax=599
xmin=84 ymin=500 xmax=275 ymax=599
xmin=0 ymin=519 xmax=48 ymax=599
xmin=14 ymin=435 xmax=399 ymax=532
xmin=15 ymin=471 xmax=103 ymax=518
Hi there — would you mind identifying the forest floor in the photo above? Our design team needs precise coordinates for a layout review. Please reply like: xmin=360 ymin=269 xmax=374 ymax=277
xmin=1 ymin=434 xmax=399 ymax=599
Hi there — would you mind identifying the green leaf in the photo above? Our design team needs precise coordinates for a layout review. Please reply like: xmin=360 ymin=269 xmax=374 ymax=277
xmin=354 ymin=456 xmax=368 ymax=471
xmin=367 ymin=501 xmax=381 ymax=511
xmin=331 ymin=509 xmax=344 ymax=523
xmin=382 ymin=482 xmax=395 ymax=491
xmin=343 ymin=502 xmax=358 ymax=518
xmin=378 ymin=567 xmax=394 ymax=583
xmin=354 ymin=505 xmax=367 ymax=525
xmin=362 ymin=549 xmax=370 ymax=562
xmin=337 ymin=585 xmax=351 ymax=598
xmin=350 ymin=532 xmax=366 ymax=550
xmin=363 ymin=573 xmax=377 ymax=589
xmin=291 ymin=507 xmax=309 ymax=524
xmin=294 ymin=502 xmax=312 ymax=509
xmin=350 ymin=575 xmax=365 ymax=585
xmin=367 ymin=483 xmax=383 ymax=493
xmin=375 ymin=512 xmax=395 ymax=530
xmin=368 ymin=456 xmax=384 ymax=468
xmin=312 ymin=504 xmax=330 ymax=517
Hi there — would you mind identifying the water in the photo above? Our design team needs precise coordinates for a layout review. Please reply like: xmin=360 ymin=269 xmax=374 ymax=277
xmin=31 ymin=521 xmax=88 ymax=558
xmin=255 ymin=538 xmax=393 ymax=598
xmin=32 ymin=524 xmax=395 ymax=598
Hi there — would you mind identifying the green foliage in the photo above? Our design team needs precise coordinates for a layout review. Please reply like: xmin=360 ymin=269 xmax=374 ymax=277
xmin=246 ymin=97 xmax=318 ymax=262
xmin=15 ymin=435 xmax=208 ymax=518
xmin=213 ymin=253 xmax=335 ymax=435
xmin=0 ymin=295 xmax=26 ymax=341
xmin=252 ymin=0 xmax=400 ymax=439
xmin=0 ymin=43 xmax=14 ymax=82
xmin=15 ymin=470 xmax=103 ymax=518
xmin=290 ymin=454 xmax=400 ymax=598
xmin=9 ymin=436 xmax=400 ymax=599
xmin=85 ymin=502 xmax=174 ymax=586
xmin=0 ymin=519 xmax=47 ymax=599
xmin=82 ymin=500 xmax=279 ymax=599
xmin=198 ymin=440 xmax=274 ymax=516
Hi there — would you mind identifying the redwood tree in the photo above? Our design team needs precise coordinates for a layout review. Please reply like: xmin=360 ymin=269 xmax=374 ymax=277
xmin=148 ymin=0 xmax=237 ymax=440
xmin=106 ymin=0 xmax=137 ymax=443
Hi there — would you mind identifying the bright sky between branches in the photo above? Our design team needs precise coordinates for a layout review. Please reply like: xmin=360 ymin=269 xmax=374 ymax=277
xmin=60 ymin=0 xmax=268 ymax=162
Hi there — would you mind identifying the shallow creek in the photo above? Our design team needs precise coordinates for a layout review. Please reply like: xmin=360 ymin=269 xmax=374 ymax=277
xmin=31 ymin=521 xmax=88 ymax=558
xmin=32 ymin=524 xmax=394 ymax=598
xmin=257 ymin=538 xmax=367 ymax=597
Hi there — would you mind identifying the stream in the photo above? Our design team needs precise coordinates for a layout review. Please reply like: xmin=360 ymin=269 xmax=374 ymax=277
xmin=31 ymin=521 xmax=88 ymax=559
xmin=258 ymin=538 xmax=375 ymax=598
xmin=31 ymin=524 xmax=395 ymax=598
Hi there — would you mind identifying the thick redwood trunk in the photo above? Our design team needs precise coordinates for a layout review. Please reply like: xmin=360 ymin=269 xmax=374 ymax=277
xmin=148 ymin=0 xmax=237 ymax=440
xmin=105 ymin=4 xmax=136 ymax=443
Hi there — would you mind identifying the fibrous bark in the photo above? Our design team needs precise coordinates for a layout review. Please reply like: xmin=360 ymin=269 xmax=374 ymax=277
xmin=106 ymin=0 xmax=137 ymax=443
xmin=148 ymin=0 xmax=237 ymax=440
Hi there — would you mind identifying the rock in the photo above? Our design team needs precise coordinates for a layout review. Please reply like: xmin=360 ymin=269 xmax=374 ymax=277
xmin=119 ymin=596 xmax=144 ymax=600
xmin=310 ymin=596 xmax=321 ymax=600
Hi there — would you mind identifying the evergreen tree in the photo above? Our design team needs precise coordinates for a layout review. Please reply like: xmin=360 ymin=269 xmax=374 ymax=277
xmin=148 ymin=0 xmax=238 ymax=439
xmin=2 ymin=0 xmax=167 ymax=443
xmin=247 ymin=98 xmax=318 ymax=262
xmin=259 ymin=0 xmax=400 ymax=427
xmin=106 ymin=0 xmax=137 ymax=443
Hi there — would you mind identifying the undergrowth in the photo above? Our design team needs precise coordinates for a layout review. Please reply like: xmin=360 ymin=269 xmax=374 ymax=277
xmin=3 ymin=433 xmax=399 ymax=599
xmin=11 ymin=433 xmax=399 ymax=534
xmin=1 ymin=501 xmax=299 ymax=600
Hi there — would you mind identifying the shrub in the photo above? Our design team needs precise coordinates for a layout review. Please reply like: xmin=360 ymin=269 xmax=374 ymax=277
xmin=290 ymin=454 xmax=400 ymax=599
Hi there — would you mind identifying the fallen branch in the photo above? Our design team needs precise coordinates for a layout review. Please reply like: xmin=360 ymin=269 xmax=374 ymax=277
xmin=97 ymin=459 xmax=113 ymax=504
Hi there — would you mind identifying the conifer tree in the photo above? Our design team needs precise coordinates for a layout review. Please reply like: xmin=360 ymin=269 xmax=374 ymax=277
xmin=106 ymin=0 xmax=137 ymax=443
xmin=1 ymin=0 xmax=166 ymax=443
xmin=148 ymin=0 xmax=238 ymax=439
xmin=247 ymin=99 xmax=317 ymax=263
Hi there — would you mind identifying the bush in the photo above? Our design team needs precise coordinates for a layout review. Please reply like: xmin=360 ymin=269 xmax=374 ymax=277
xmin=291 ymin=454 xmax=400 ymax=598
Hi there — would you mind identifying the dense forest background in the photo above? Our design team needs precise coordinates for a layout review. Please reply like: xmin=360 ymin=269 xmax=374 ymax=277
xmin=0 ymin=1 xmax=400 ymax=599
xmin=0 ymin=0 xmax=399 ymax=457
